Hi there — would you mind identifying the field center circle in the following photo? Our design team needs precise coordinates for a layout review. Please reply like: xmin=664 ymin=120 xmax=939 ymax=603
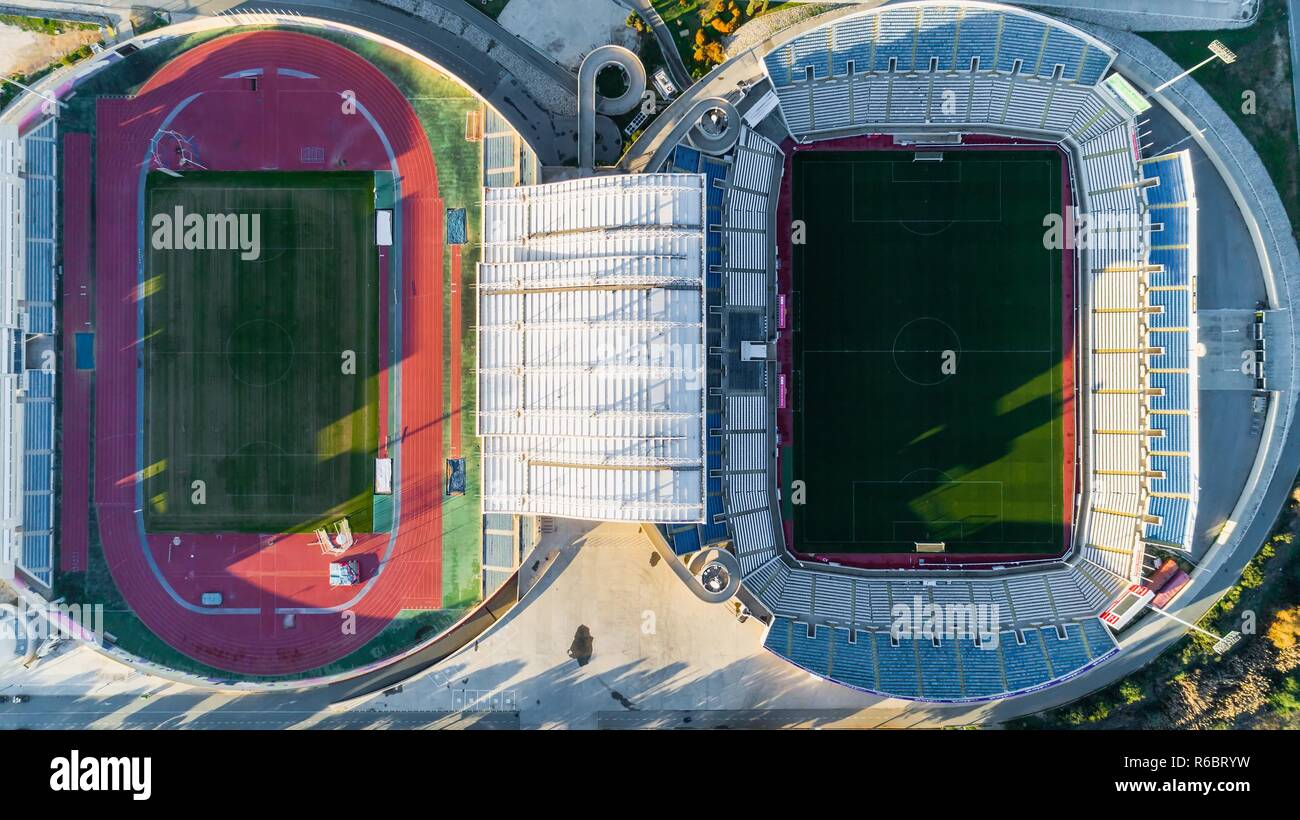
xmin=891 ymin=317 xmax=961 ymax=386
xmin=225 ymin=319 xmax=295 ymax=387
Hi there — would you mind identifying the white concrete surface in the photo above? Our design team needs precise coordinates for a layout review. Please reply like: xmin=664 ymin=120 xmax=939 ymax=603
xmin=0 ymin=24 xmax=41 ymax=75
xmin=347 ymin=522 xmax=962 ymax=728
xmin=0 ymin=641 xmax=165 ymax=699
xmin=498 ymin=0 xmax=638 ymax=71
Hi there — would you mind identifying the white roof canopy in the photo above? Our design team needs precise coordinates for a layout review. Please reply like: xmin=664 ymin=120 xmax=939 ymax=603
xmin=477 ymin=174 xmax=708 ymax=523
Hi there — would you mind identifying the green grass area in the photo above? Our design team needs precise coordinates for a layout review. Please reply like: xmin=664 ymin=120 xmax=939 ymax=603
xmin=790 ymin=151 xmax=1065 ymax=554
xmin=141 ymin=171 xmax=378 ymax=533
xmin=1142 ymin=2 xmax=1298 ymax=240
xmin=0 ymin=13 xmax=99 ymax=35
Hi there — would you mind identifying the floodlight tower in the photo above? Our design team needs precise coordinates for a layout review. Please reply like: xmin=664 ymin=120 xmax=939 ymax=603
xmin=1152 ymin=40 xmax=1238 ymax=93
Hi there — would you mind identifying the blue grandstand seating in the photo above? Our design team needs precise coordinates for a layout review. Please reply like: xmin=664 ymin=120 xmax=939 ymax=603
xmin=23 ymin=120 xmax=59 ymax=337
xmin=1146 ymin=496 xmax=1191 ymax=545
xmin=1150 ymin=206 xmax=1189 ymax=245
xmin=831 ymin=628 xmax=877 ymax=689
xmin=1148 ymin=288 xmax=1189 ymax=329
xmin=959 ymin=639 xmax=1005 ymax=697
xmin=788 ymin=27 xmax=831 ymax=81
xmin=23 ymin=402 xmax=53 ymax=451
xmin=1149 ymin=371 xmax=1189 ymax=411
xmin=1148 ymin=330 xmax=1189 ymax=370
xmin=1041 ymin=624 xmax=1090 ymax=677
xmin=955 ymin=9 xmax=999 ymax=71
xmin=791 ymin=623 xmax=832 ymax=671
xmin=1042 ymin=26 xmax=1084 ymax=79
xmin=765 ymin=6 xmax=1113 ymax=87
xmin=832 ymin=18 xmax=874 ymax=76
xmin=1000 ymin=630 xmax=1049 ymax=690
xmin=19 ymin=364 xmax=57 ymax=586
xmin=1081 ymin=47 xmax=1112 ymax=85
xmin=918 ymin=639 xmax=963 ymax=699
xmin=1142 ymin=156 xmax=1190 ymax=203
xmin=763 ymin=618 xmax=1119 ymax=701
xmin=1081 ymin=617 xmax=1117 ymax=657
xmin=996 ymin=13 xmax=1045 ymax=74
xmin=1136 ymin=153 xmax=1195 ymax=546
xmin=764 ymin=617 xmax=791 ymax=653
xmin=875 ymin=7 xmax=918 ymax=72
xmin=1149 ymin=454 xmax=1191 ymax=496
xmin=1148 ymin=412 xmax=1190 ymax=453
xmin=916 ymin=6 xmax=959 ymax=71
xmin=26 ymin=370 xmax=54 ymax=398
xmin=1147 ymin=248 xmax=1189 ymax=287
xmin=876 ymin=635 xmax=921 ymax=697
xmin=23 ymin=454 xmax=52 ymax=492
xmin=483 ymin=532 xmax=515 ymax=568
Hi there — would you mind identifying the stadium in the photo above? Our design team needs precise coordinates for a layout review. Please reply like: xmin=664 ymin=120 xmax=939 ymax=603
xmin=0 ymin=0 xmax=1295 ymax=715
xmin=1 ymin=17 xmax=544 ymax=678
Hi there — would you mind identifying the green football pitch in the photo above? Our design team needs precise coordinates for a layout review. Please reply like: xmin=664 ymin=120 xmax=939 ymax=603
xmin=141 ymin=171 xmax=379 ymax=533
xmin=790 ymin=150 xmax=1066 ymax=555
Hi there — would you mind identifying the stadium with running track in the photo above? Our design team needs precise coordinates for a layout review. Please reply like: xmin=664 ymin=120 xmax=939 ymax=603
xmin=1 ymin=0 xmax=1297 ymax=711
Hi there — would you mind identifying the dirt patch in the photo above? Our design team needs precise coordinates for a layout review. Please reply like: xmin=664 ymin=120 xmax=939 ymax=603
xmin=0 ymin=21 xmax=101 ymax=76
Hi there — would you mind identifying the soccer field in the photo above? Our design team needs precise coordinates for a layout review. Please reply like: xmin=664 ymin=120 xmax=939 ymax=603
xmin=790 ymin=150 xmax=1067 ymax=555
xmin=141 ymin=171 xmax=379 ymax=533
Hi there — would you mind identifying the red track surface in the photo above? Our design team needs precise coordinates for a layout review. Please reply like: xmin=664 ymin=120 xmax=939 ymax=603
xmin=92 ymin=31 xmax=445 ymax=674
xmin=776 ymin=133 xmax=1077 ymax=570
xmin=61 ymin=133 xmax=92 ymax=574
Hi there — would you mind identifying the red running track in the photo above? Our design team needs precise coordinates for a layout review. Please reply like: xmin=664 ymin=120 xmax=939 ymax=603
xmin=92 ymin=31 xmax=445 ymax=674
xmin=776 ymin=133 xmax=1076 ymax=570
xmin=61 ymin=133 xmax=92 ymax=574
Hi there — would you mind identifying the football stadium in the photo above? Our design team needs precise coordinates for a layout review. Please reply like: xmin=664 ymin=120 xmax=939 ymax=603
xmin=643 ymin=0 xmax=1208 ymax=701
xmin=1 ymin=0 xmax=1297 ymax=716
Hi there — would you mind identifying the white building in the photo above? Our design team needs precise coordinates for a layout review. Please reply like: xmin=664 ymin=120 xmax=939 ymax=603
xmin=477 ymin=174 xmax=708 ymax=523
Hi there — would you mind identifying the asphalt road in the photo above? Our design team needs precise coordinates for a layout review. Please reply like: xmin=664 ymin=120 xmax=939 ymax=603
xmin=0 ymin=695 xmax=516 ymax=728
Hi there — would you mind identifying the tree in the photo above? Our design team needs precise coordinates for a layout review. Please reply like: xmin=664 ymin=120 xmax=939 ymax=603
xmin=1267 ymin=606 xmax=1300 ymax=650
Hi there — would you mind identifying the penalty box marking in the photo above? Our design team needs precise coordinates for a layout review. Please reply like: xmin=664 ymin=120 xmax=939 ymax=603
xmin=842 ymin=479 xmax=1005 ymax=546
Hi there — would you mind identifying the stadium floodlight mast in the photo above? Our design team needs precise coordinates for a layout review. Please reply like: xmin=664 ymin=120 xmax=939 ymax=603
xmin=1152 ymin=40 xmax=1238 ymax=93
xmin=1147 ymin=604 xmax=1242 ymax=654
